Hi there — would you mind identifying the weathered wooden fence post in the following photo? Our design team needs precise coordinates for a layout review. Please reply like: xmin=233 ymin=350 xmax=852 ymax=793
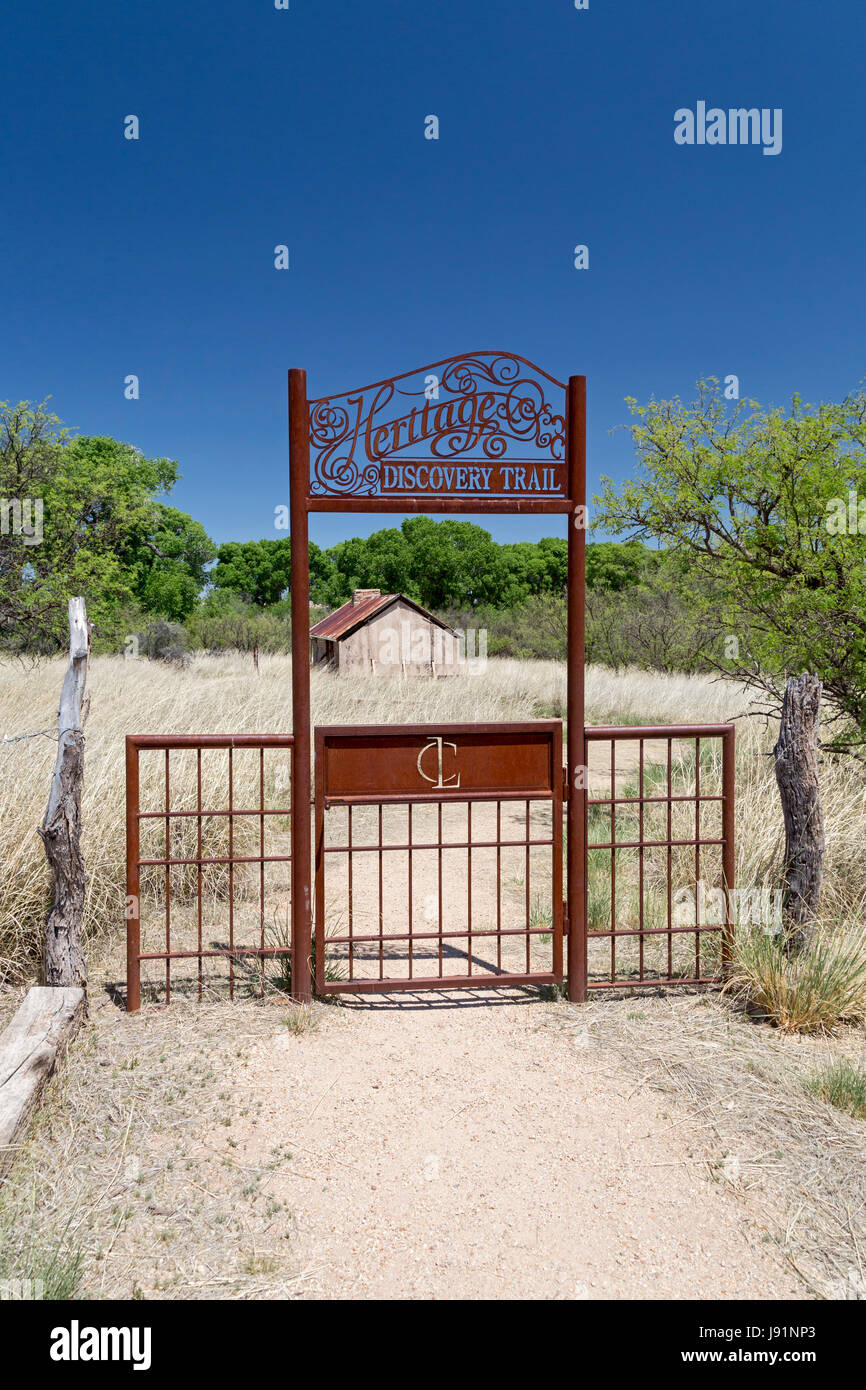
xmin=38 ymin=596 xmax=90 ymax=989
xmin=774 ymin=673 xmax=825 ymax=955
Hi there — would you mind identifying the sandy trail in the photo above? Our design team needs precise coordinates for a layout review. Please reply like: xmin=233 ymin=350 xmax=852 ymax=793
xmin=232 ymin=990 xmax=801 ymax=1300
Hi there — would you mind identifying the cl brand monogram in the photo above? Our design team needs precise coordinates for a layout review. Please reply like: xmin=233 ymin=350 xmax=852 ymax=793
xmin=416 ymin=737 xmax=461 ymax=789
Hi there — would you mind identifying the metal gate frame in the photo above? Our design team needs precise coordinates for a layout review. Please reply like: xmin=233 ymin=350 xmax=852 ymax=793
xmin=123 ymin=358 xmax=738 ymax=1009
xmin=582 ymin=724 xmax=736 ymax=991
xmin=125 ymin=734 xmax=294 ymax=1012
xmin=289 ymin=352 xmax=586 ymax=1002
xmin=313 ymin=721 xmax=564 ymax=994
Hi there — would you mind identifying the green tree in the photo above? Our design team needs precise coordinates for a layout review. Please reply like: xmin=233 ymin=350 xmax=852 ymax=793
xmin=324 ymin=519 xmax=511 ymax=609
xmin=586 ymin=539 xmax=646 ymax=592
xmin=124 ymin=504 xmax=215 ymax=621
xmin=324 ymin=529 xmax=415 ymax=605
xmin=211 ymin=539 xmax=293 ymax=607
xmin=0 ymin=401 xmax=215 ymax=650
xmin=594 ymin=381 xmax=866 ymax=746
xmin=400 ymin=516 xmax=507 ymax=608
xmin=211 ymin=538 xmax=335 ymax=607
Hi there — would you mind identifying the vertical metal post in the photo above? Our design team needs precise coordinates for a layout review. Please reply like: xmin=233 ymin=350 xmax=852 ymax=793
xmin=125 ymin=736 xmax=141 ymax=1013
xmin=721 ymin=724 xmax=736 ymax=975
xmin=566 ymin=375 xmax=587 ymax=1002
xmin=289 ymin=368 xmax=313 ymax=1003
xmin=313 ymin=729 xmax=325 ymax=995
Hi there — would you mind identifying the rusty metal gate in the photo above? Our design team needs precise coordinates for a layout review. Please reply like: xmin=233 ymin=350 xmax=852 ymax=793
xmin=314 ymin=722 xmax=563 ymax=993
xmin=124 ymin=353 xmax=736 ymax=1010
xmin=123 ymin=720 xmax=736 ymax=1006
xmin=288 ymin=352 xmax=587 ymax=1004
xmin=582 ymin=724 xmax=735 ymax=991
xmin=125 ymin=734 xmax=294 ymax=1011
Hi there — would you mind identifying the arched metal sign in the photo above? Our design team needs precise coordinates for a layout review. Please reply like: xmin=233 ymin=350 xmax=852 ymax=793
xmin=289 ymin=352 xmax=586 ymax=1001
xmin=308 ymin=351 xmax=567 ymax=504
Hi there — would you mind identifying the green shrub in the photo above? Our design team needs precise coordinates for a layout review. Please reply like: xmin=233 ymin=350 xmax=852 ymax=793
xmin=138 ymin=618 xmax=189 ymax=666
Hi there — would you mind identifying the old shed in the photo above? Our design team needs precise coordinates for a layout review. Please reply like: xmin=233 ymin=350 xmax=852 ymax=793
xmin=310 ymin=589 xmax=460 ymax=676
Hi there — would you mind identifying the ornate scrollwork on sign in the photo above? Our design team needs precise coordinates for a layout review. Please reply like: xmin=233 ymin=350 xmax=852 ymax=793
xmin=309 ymin=351 xmax=567 ymax=499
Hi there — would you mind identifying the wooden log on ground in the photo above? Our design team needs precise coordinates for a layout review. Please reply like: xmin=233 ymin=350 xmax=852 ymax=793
xmin=0 ymin=986 xmax=86 ymax=1177
xmin=774 ymin=673 xmax=825 ymax=955
xmin=38 ymin=596 xmax=89 ymax=990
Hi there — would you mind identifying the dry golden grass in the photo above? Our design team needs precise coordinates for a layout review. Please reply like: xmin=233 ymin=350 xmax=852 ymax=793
xmin=564 ymin=994 xmax=866 ymax=1297
xmin=0 ymin=996 xmax=313 ymax=1300
xmin=3 ymin=652 xmax=865 ymax=1301
xmin=1 ymin=652 xmax=865 ymax=995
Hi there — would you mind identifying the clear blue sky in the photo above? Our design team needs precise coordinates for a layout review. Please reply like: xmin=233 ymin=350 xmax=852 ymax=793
xmin=2 ymin=0 xmax=864 ymax=550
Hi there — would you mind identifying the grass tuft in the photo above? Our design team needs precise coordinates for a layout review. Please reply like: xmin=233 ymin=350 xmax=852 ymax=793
xmin=726 ymin=927 xmax=866 ymax=1033
xmin=283 ymin=1004 xmax=318 ymax=1036
xmin=0 ymin=1202 xmax=85 ymax=1300
xmin=806 ymin=1058 xmax=866 ymax=1119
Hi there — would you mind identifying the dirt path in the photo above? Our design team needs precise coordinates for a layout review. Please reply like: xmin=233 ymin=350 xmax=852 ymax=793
xmin=232 ymin=991 xmax=802 ymax=1300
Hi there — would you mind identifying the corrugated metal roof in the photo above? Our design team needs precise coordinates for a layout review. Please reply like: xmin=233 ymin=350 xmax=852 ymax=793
xmin=310 ymin=592 xmax=396 ymax=640
xmin=310 ymin=593 xmax=458 ymax=642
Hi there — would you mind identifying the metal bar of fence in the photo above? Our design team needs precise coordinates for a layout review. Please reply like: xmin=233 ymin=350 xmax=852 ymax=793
xmin=137 ymin=807 xmax=293 ymax=819
xmin=585 ymin=837 xmax=725 ymax=852
xmin=585 ymin=724 xmax=735 ymax=740
xmin=322 ymin=835 xmax=555 ymax=853
xmin=587 ymin=794 xmax=723 ymax=807
xmin=588 ymin=923 xmax=728 ymax=940
xmin=323 ymin=928 xmax=554 ymax=948
xmin=638 ymin=738 xmax=644 ymax=983
xmin=587 ymin=975 xmax=720 ymax=991
xmin=722 ymin=726 xmax=736 ymax=974
xmin=140 ymin=948 xmax=293 ymax=961
xmin=317 ymin=790 xmax=561 ymax=993
xmin=582 ymin=723 xmax=735 ymax=993
xmin=197 ymin=748 xmax=203 ymax=1000
xmin=127 ymin=735 xmax=299 ymax=749
xmin=125 ymin=735 xmax=294 ymax=1011
xmin=125 ymin=738 xmax=141 ymax=1013
xmin=139 ymin=854 xmax=292 ymax=867
xmin=321 ymin=972 xmax=561 ymax=996
xmin=164 ymin=748 xmax=171 ymax=1003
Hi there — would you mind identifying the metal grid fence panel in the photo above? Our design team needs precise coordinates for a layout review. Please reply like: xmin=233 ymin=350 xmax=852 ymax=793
xmin=125 ymin=735 xmax=294 ymax=1010
xmin=582 ymin=724 xmax=735 ymax=991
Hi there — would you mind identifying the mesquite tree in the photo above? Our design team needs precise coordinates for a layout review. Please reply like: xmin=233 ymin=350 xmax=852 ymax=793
xmin=595 ymin=381 xmax=866 ymax=751
xmin=593 ymin=381 xmax=866 ymax=944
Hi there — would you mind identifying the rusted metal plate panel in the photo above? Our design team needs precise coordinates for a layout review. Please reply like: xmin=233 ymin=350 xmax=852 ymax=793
xmin=317 ymin=721 xmax=561 ymax=804
xmin=307 ymin=350 xmax=568 ymax=504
